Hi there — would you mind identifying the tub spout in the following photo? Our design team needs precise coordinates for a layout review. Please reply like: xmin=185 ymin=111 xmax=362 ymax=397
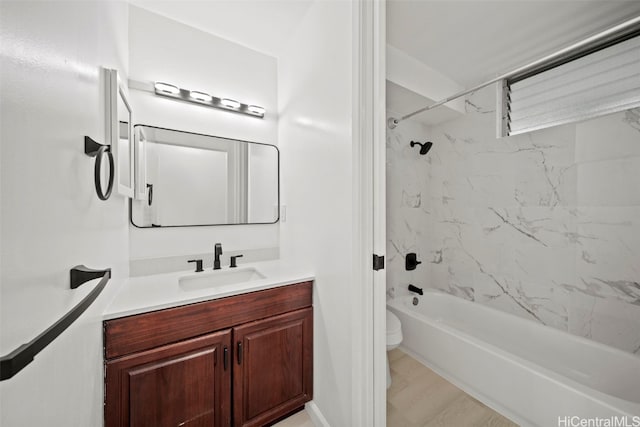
xmin=408 ymin=284 xmax=423 ymax=295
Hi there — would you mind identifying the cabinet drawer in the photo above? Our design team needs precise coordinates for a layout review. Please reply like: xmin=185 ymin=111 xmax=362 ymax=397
xmin=105 ymin=282 xmax=312 ymax=359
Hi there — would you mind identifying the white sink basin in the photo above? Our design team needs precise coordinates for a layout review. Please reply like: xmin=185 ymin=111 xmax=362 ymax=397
xmin=179 ymin=267 xmax=266 ymax=291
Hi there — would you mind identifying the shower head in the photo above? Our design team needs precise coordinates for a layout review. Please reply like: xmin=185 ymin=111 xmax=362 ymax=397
xmin=410 ymin=140 xmax=433 ymax=155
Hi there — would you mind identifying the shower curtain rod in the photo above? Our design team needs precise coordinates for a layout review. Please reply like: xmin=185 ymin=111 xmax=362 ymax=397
xmin=387 ymin=15 xmax=640 ymax=129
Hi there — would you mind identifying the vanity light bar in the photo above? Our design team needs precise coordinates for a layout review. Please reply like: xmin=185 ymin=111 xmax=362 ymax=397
xmin=153 ymin=82 xmax=265 ymax=118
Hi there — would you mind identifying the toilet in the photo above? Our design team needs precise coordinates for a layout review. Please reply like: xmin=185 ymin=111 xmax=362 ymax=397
xmin=386 ymin=310 xmax=403 ymax=388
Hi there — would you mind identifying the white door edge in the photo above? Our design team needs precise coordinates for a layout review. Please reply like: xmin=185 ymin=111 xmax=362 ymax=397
xmin=351 ymin=1 xmax=387 ymax=426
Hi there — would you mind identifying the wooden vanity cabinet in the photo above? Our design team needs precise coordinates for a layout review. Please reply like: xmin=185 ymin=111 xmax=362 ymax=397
xmin=104 ymin=282 xmax=313 ymax=427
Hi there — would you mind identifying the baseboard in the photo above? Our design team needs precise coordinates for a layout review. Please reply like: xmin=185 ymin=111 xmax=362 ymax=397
xmin=305 ymin=401 xmax=330 ymax=427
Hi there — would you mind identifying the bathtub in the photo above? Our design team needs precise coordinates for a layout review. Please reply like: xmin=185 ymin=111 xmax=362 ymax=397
xmin=387 ymin=290 xmax=640 ymax=427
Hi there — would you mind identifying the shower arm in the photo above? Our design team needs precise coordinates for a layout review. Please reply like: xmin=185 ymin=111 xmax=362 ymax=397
xmin=388 ymin=15 xmax=640 ymax=129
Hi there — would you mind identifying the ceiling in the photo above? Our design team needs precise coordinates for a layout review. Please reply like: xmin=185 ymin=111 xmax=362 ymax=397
xmin=387 ymin=1 xmax=640 ymax=88
xmin=129 ymin=0 xmax=314 ymax=58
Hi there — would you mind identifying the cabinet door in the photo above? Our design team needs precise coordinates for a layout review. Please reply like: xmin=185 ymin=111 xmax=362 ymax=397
xmin=233 ymin=307 xmax=313 ymax=427
xmin=105 ymin=329 xmax=232 ymax=427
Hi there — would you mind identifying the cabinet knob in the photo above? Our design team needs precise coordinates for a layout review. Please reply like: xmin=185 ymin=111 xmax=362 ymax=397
xmin=223 ymin=346 xmax=229 ymax=371
xmin=237 ymin=342 xmax=243 ymax=364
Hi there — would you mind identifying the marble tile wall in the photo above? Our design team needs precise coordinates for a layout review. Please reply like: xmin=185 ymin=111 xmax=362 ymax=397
xmin=386 ymin=86 xmax=640 ymax=355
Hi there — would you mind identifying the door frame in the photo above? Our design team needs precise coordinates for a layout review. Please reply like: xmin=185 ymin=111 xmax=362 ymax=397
xmin=351 ymin=1 xmax=386 ymax=426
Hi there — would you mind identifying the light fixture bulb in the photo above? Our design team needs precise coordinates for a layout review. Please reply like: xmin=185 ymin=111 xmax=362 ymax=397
xmin=154 ymin=82 xmax=179 ymax=95
xmin=248 ymin=105 xmax=265 ymax=116
xmin=221 ymin=98 xmax=241 ymax=109
xmin=190 ymin=91 xmax=212 ymax=102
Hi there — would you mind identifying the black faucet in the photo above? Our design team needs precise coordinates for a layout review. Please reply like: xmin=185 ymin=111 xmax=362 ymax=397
xmin=214 ymin=243 xmax=223 ymax=270
xmin=408 ymin=284 xmax=423 ymax=295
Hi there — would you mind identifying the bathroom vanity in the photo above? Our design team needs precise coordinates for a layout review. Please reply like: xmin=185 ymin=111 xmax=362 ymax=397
xmin=103 ymin=267 xmax=313 ymax=427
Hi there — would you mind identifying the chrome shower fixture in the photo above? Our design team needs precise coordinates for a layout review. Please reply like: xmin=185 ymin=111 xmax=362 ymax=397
xmin=410 ymin=140 xmax=433 ymax=155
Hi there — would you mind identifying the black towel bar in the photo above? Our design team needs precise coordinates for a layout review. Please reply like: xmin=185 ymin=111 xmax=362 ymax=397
xmin=0 ymin=266 xmax=111 ymax=381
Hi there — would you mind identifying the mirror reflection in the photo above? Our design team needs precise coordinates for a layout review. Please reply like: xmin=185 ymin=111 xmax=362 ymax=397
xmin=108 ymin=68 xmax=134 ymax=198
xmin=131 ymin=125 xmax=279 ymax=227
xmin=117 ymin=90 xmax=131 ymax=189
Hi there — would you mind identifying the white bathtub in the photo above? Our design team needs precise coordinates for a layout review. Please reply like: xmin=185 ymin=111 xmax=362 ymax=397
xmin=387 ymin=290 xmax=640 ymax=426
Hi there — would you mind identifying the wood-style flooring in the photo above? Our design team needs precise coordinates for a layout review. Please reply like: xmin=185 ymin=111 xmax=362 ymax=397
xmin=274 ymin=348 xmax=519 ymax=426
xmin=387 ymin=348 xmax=519 ymax=427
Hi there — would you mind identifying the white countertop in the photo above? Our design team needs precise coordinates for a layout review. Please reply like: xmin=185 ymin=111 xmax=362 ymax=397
xmin=102 ymin=260 xmax=315 ymax=320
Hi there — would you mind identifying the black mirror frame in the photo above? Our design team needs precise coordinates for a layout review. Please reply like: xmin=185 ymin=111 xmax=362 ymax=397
xmin=130 ymin=124 xmax=280 ymax=228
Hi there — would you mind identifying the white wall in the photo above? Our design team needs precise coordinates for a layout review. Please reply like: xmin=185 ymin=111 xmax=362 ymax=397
xmin=128 ymin=6 xmax=279 ymax=260
xmin=278 ymin=1 xmax=354 ymax=425
xmin=0 ymin=2 xmax=130 ymax=424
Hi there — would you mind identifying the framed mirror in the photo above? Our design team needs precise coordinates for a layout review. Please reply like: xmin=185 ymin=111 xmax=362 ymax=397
xmin=107 ymin=68 xmax=134 ymax=198
xmin=131 ymin=125 xmax=279 ymax=227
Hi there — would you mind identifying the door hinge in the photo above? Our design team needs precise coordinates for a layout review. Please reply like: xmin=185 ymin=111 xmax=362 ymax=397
xmin=373 ymin=254 xmax=385 ymax=271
